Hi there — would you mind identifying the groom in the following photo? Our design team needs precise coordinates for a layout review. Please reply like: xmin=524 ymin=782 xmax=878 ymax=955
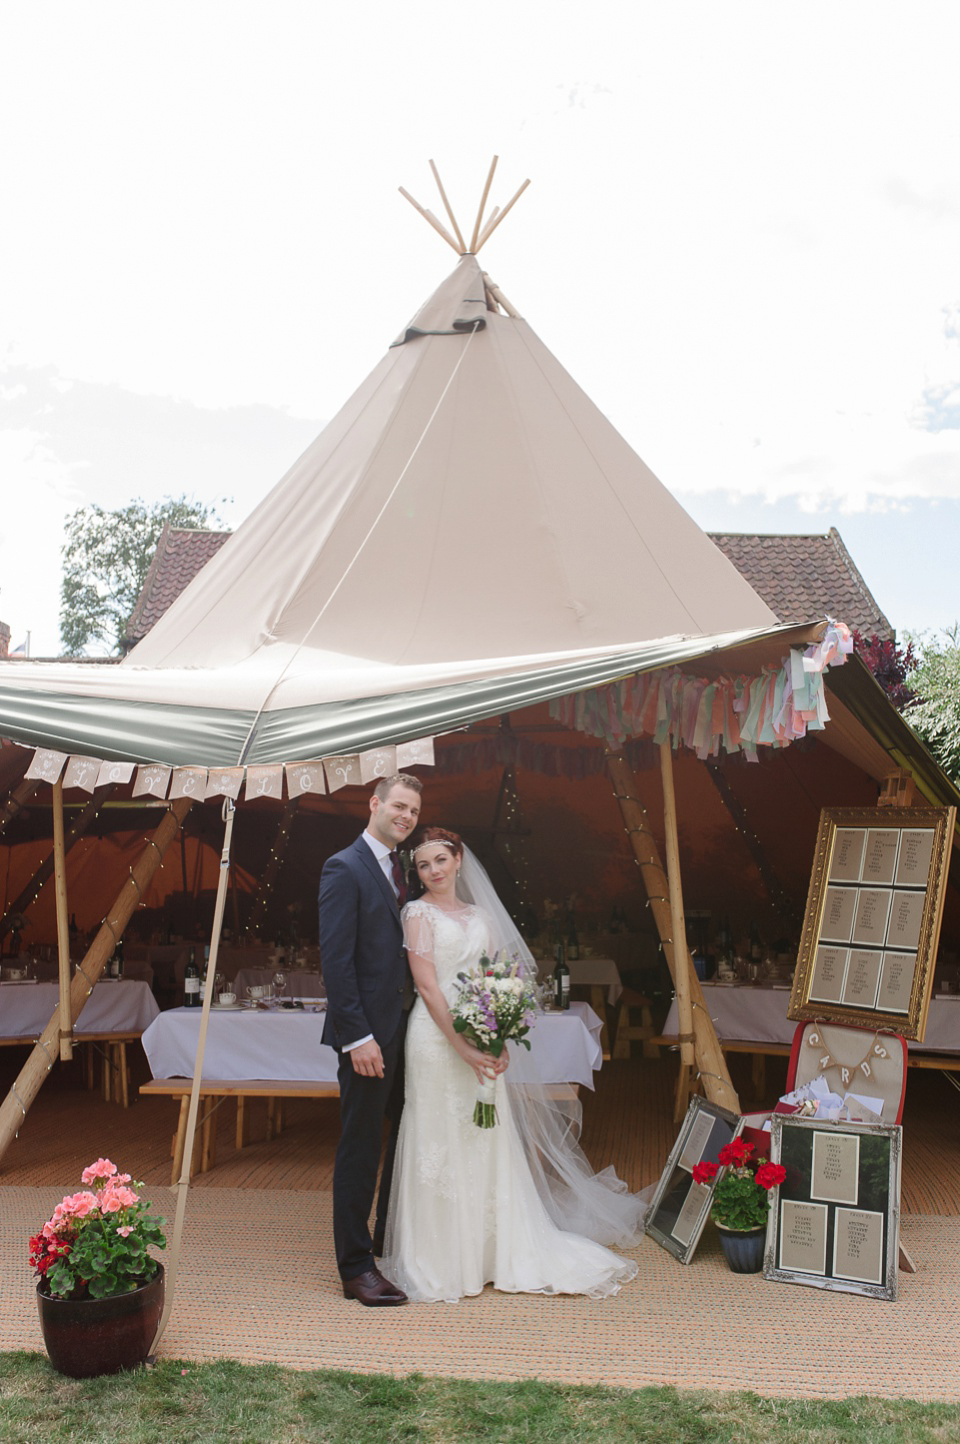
xmin=318 ymin=772 xmax=422 ymax=1305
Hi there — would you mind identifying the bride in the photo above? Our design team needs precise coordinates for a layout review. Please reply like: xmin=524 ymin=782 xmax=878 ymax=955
xmin=380 ymin=826 xmax=646 ymax=1304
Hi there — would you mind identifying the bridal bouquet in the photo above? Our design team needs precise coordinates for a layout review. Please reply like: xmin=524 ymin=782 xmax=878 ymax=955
xmin=452 ymin=951 xmax=538 ymax=1127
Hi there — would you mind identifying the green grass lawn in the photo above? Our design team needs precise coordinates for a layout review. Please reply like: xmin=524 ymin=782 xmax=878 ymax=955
xmin=1 ymin=1354 xmax=958 ymax=1443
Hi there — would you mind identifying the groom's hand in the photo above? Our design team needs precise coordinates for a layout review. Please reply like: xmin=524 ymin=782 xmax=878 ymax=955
xmin=349 ymin=1039 xmax=385 ymax=1078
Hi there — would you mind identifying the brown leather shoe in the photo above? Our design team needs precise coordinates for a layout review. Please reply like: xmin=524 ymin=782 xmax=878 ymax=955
xmin=342 ymin=1267 xmax=408 ymax=1306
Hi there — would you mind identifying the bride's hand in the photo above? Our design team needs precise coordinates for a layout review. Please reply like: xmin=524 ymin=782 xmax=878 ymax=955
xmin=456 ymin=1039 xmax=498 ymax=1082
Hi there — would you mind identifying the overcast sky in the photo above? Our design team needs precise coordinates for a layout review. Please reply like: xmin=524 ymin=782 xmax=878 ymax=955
xmin=2 ymin=1 xmax=959 ymax=656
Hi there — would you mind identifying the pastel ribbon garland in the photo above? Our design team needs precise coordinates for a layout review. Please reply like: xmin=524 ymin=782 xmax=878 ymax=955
xmin=549 ymin=621 xmax=853 ymax=761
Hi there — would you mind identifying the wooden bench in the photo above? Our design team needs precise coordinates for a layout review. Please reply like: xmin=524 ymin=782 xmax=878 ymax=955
xmin=0 ymin=1031 xmax=142 ymax=1106
xmin=140 ymin=1078 xmax=340 ymax=1182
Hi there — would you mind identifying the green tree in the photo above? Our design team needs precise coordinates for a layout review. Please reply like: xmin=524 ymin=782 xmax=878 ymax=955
xmin=59 ymin=495 xmax=225 ymax=656
xmin=905 ymin=626 xmax=960 ymax=784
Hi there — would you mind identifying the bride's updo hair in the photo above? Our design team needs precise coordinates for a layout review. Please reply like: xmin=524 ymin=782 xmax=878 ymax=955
xmin=407 ymin=827 xmax=463 ymax=900
xmin=411 ymin=826 xmax=463 ymax=859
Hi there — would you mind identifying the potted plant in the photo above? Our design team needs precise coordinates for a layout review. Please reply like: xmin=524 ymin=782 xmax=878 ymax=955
xmin=30 ymin=1158 xmax=167 ymax=1376
xmin=693 ymin=1137 xmax=785 ymax=1273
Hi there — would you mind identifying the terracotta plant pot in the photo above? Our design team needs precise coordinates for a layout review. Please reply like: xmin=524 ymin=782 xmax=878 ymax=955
xmin=37 ymin=1266 xmax=164 ymax=1378
xmin=715 ymin=1224 xmax=765 ymax=1274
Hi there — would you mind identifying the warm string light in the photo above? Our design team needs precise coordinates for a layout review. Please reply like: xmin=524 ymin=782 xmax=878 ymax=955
xmin=244 ymin=813 xmax=293 ymax=939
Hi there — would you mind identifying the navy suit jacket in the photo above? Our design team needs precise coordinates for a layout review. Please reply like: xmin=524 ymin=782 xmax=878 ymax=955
xmin=318 ymin=835 xmax=408 ymax=1051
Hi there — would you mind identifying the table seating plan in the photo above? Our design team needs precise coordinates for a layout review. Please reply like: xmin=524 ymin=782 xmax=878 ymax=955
xmin=788 ymin=807 xmax=955 ymax=1040
xmin=764 ymin=1115 xmax=902 ymax=1301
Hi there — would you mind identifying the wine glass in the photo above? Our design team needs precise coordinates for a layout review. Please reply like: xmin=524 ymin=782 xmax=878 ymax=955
xmin=273 ymin=969 xmax=287 ymax=1003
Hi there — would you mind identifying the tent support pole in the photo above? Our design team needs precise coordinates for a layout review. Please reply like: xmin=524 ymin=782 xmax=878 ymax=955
xmin=0 ymin=799 xmax=192 ymax=1168
xmin=605 ymin=751 xmax=739 ymax=1117
xmin=150 ymin=798 xmax=237 ymax=1358
xmin=1 ymin=787 xmax=110 ymax=941
xmin=51 ymin=781 xmax=73 ymax=1063
xmin=658 ymin=741 xmax=697 ymax=1119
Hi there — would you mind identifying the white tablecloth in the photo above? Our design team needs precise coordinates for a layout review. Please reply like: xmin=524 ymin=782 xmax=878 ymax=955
xmin=141 ymin=1000 xmax=605 ymax=1088
xmin=662 ymin=985 xmax=960 ymax=1053
xmin=0 ymin=980 xmax=159 ymax=1039
xmin=233 ymin=969 xmax=326 ymax=1001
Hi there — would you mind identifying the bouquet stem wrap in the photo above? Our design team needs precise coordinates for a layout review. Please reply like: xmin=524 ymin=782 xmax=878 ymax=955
xmin=474 ymin=1075 xmax=498 ymax=1129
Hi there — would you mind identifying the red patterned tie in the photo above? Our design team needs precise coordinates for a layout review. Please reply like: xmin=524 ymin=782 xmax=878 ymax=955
xmin=388 ymin=850 xmax=407 ymax=907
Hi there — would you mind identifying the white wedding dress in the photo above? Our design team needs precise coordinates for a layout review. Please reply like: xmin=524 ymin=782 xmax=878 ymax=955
xmin=380 ymin=898 xmax=644 ymax=1304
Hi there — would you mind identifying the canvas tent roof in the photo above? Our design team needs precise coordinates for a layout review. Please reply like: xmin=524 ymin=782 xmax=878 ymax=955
xmin=0 ymin=253 xmax=799 ymax=770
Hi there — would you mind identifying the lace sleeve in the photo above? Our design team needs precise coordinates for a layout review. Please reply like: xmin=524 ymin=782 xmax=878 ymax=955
xmin=401 ymin=901 xmax=435 ymax=958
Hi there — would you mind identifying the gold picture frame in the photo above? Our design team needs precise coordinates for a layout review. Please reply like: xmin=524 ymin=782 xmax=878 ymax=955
xmin=788 ymin=806 xmax=955 ymax=1041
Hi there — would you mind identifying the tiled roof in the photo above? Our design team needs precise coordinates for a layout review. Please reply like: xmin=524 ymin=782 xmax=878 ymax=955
xmin=124 ymin=525 xmax=232 ymax=647
xmin=125 ymin=523 xmax=894 ymax=648
xmin=708 ymin=528 xmax=894 ymax=640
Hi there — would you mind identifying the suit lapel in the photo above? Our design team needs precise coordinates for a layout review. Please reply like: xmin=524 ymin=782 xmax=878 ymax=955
xmin=353 ymin=835 xmax=402 ymax=926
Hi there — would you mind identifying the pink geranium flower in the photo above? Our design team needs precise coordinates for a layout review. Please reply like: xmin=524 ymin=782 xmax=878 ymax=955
xmin=117 ymin=1225 xmax=134 ymax=1238
xmin=81 ymin=1158 xmax=118 ymax=1185
xmin=100 ymin=1185 xmax=138 ymax=1213
xmin=61 ymin=1192 xmax=98 ymax=1219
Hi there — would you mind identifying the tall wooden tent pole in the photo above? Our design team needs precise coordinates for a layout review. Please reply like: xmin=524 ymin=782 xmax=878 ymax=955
xmin=51 ymin=781 xmax=73 ymax=1063
xmin=0 ymin=798 xmax=192 ymax=1167
xmin=605 ymin=752 xmax=739 ymax=1116
xmin=658 ymin=740 xmax=696 ymax=1119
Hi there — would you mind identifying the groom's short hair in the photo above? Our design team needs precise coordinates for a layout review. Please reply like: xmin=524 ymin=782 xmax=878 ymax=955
xmin=372 ymin=772 xmax=423 ymax=802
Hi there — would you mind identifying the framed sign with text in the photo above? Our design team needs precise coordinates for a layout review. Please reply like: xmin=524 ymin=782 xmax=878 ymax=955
xmin=764 ymin=1115 xmax=901 ymax=1301
xmin=644 ymin=1097 xmax=740 ymax=1264
xmin=788 ymin=806 xmax=955 ymax=1041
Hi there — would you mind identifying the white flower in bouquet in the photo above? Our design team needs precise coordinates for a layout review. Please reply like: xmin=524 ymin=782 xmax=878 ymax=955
xmin=452 ymin=951 xmax=538 ymax=1127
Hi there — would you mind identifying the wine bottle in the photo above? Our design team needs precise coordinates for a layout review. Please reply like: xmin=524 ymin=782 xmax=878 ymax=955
xmin=184 ymin=947 xmax=200 ymax=1007
xmin=553 ymin=942 xmax=570 ymax=1011
xmin=114 ymin=938 xmax=124 ymax=979
xmin=566 ymin=917 xmax=580 ymax=962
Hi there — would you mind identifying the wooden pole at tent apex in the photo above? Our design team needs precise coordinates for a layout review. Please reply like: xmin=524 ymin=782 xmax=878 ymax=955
xmin=605 ymin=751 xmax=739 ymax=1116
xmin=51 ymin=780 xmax=73 ymax=1063
xmin=658 ymin=741 xmax=696 ymax=1119
xmin=400 ymin=158 xmax=530 ymax=255
xmin=469 ymin=155 xmax=498 ymax=252
xmin=429 ymin=160 xmax=467 ymax=254
xmin=0 ymin=798 xmax=193 ymax=1168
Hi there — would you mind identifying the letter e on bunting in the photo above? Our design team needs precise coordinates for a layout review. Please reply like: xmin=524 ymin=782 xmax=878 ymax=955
xmin=245 ymin=765 xmax=284 ymax=800
xmin=25 ymin=749 xmax=68 ymax=783
xmin=133 ymin=765 xmax=171 ymax=798
xmin=285 ymin=762 xmax=326 ymax=798
xmin=397 ymin=738 xmax=435 ymax=768
xmin=63 ymin=756 xmax=102 ymax=793
xmin=324 ymin=756 xmax=362 ymax=792
xmin=170 ymin=767 xmax=208 ymax=799
xmin=205 ymin=768 xmax=245 ymax=800
xmin=359 ymin=746 xmax=397 ymax=783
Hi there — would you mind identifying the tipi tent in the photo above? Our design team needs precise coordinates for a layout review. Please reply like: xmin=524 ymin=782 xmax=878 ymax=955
xmin=0 ymin=250 xmax=809 ymax=773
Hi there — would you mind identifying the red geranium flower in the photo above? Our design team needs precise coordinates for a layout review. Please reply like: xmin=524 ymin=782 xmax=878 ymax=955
xmin=692 ymin=1160 xmax=719 ymax=1185
xmin=756 ymin=1162 xmax=787 ymax=1191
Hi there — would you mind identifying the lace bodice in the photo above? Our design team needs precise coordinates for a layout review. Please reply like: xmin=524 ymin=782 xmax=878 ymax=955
xmin=401 ymin=899 xmax=490 ymax=1001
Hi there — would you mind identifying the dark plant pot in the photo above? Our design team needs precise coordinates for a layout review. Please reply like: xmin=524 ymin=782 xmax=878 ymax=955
xmin=715 ymin=1224 xmax=765 ymax=1274
xmin=37 ymin=1266 xmax=164 ymax=1378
